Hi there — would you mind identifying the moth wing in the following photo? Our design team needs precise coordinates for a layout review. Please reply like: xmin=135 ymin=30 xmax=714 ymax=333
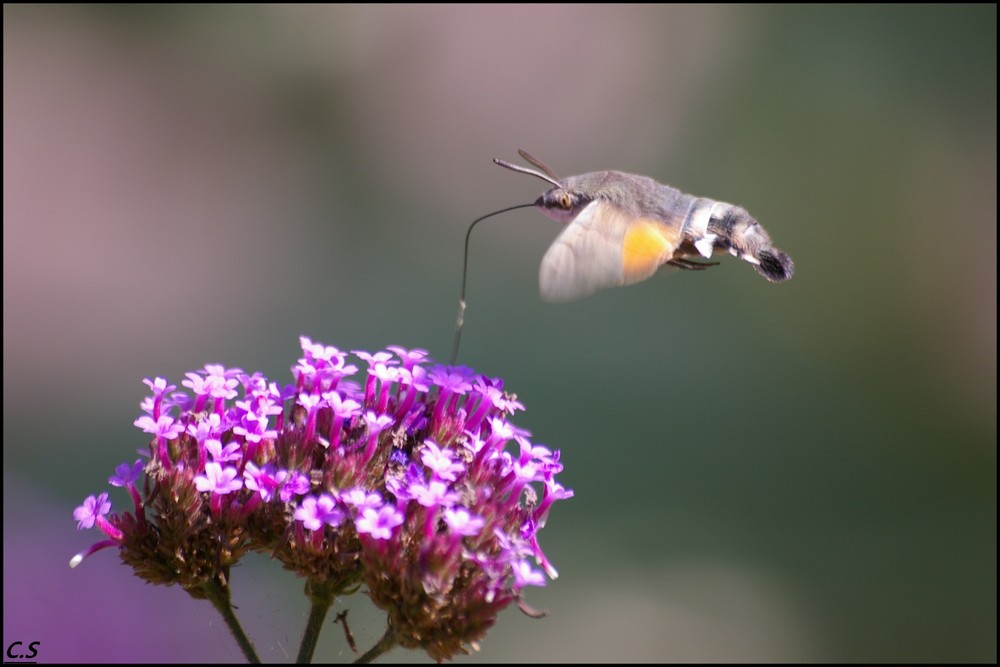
xmin=539 ymin=200 xmax=683 ymax=302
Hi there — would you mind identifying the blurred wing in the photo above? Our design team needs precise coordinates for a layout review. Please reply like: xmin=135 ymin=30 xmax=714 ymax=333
xmin=539 ymin=200 xmax=683 ymax=302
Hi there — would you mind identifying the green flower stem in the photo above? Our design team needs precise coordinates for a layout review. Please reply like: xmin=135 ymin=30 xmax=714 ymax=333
xmin=296 ymin=579 xmax=339 ymax=663
xmin=354 ymin=625 xmax=398 ymax=664
xmin=202 ymin=577 xmax=261 ymax=664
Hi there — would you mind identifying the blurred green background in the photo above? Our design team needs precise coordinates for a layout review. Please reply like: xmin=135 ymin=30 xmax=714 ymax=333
xmin=4 ymin=5 xmax=995 ymax=663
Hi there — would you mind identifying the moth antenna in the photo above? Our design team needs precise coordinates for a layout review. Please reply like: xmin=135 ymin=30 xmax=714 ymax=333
xmin=451 ymin=202 xmax=536 ymax=365
xmin=493 ymin=158 xmax=562 ymax=189
xmin=517 ymin=149 xmax=561 ymax=182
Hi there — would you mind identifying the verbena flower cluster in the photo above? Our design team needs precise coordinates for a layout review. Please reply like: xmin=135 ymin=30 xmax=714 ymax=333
xmin=72 ymin=337 xmax=571 ymax=661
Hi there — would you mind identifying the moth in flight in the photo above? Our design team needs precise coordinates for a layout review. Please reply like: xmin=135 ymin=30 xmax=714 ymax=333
xmin=501 ymin=149 xmax=793 ymax=301
xmin=450 ymin=150 xmax=794 ymax=361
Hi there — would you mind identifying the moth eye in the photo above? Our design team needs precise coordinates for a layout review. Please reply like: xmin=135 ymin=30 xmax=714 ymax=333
xmin=558 ymin=193 xmax=573 ymax=209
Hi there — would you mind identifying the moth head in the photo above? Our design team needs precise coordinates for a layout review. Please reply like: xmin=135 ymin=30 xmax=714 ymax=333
xmin=494 ymin=149 xmax=592 ymax=223
xmin=534 ymin=186 xmax=593 ymax=223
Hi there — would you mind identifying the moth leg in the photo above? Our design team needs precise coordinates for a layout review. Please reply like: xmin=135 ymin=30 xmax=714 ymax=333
xmin=666 ymin=258 xmax=720 ymax=271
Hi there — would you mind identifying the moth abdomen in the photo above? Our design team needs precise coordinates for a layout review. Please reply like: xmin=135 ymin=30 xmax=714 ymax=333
xmin=755 ymin=248 xmax=794 ymax=282
xmin=707 ymin=206 xmax=794 ymax=283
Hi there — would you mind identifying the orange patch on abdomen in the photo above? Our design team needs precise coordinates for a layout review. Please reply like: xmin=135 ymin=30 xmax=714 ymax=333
xmin=620 ymin=219 xmax=681 ymax=284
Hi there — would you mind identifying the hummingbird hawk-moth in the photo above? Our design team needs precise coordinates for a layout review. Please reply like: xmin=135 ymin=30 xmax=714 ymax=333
xmin=450 ymin=150 xmax=794 ymax=361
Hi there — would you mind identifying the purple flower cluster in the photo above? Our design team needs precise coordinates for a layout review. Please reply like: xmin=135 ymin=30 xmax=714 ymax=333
xmin=72 ymin=337 xmax=572 ymax=661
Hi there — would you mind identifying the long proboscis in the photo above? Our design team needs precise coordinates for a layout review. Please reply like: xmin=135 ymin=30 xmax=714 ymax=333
xmin=450 ymin=203 xmax=536 ymax=365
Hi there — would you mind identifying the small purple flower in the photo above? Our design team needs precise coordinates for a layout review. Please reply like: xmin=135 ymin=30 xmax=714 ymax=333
xmin=489 ymin=416 xmax=532 ymax=450
xmin=387 ymin=345 xmax=428 ymax=370
xmin=462 ymin=428 xmax=487 ymax=456
xmin=443 ymin=507 xmax=485 ymax=537
xmin=359 ymin=410 xmax=394 ymax=465
xmin=107 ymin=460 xmax=147 ymax=519
xmin=202 ymin=365 xmax=241 ymax=399
xmin=134 ymin=414 xmax=185 ymax=463
xmin=297 ymin=392 xmax=322 ymax=412
xmin=143 ymin=376 xmax=176 ymax=395
xmin=419 ymin=439 xmax=464 ymax=481
xmin=133 ymin=414 xmax=183 ymax=440
xmin=511 ymin=559 xmax=547 ymax=589
xmin=294 ymin=494 xmax=345 ymax=531
xmin=353 ymin=350 xmax=395 ymax=367
xmin=341 ymin=488 xmax=384 ymax=511
xmin=108 ymin=460 xmax=144 ymax=488
xmin=280 ymin=471 xmax=311 ymax=502
xmin=73 ymin=493 xmax=111 ymax=530
xmin=324 ymin=390 xmax=362 ymax=450
xmin=385 ymin=461 xmax=423 ymax=501
xmin=187 ymin=412 xmax=223 ymax=441
xmin=142 ymin=377 xmax=177 ymax=420
xmin=356 ymin=505 xmax=404 ymax=540
xmin=243 ymin=462 xmax=288 ymax=502
xmin=364 ymin=411 xmax=394 ymax=435
xmin=370 ymin=363 xmax=400 ymax=412
xmin=409 ymin=478 xmax=460 ymax=508
xmin=535 ymin=479 xmax=575 ymax=527
xmin=370 ymin=363 xmax=399 ymax=385
xmin=300 ymin=336 xmax=344 ymax=365
xmin=233 ymin=408 xmax=277 ymax=445
xmin=325 ymin=391 xmax=362 ymax=419
xmin=205 ymin=438 xmax=242 ymax=463
xmin=194 ymin=462 xmax=243 ymax=495
xmin=428 ymin=366 xmax=473 ymax=394
xmin=182 ymin=371 xmax=212 ymax=397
